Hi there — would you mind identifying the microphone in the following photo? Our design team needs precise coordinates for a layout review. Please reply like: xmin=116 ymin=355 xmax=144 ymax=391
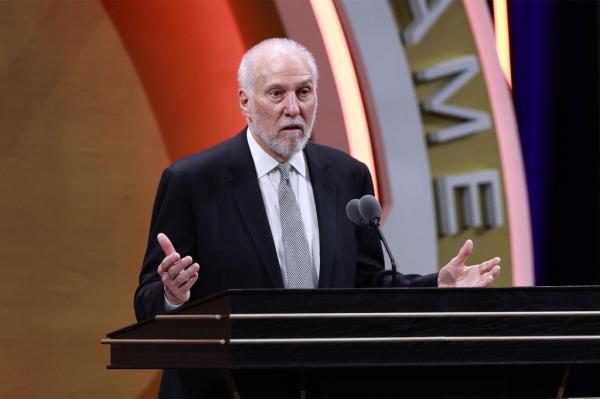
xmin=346 ymin=195 xmax=398 ymax=286
xmin=358 ymin=194 xmax=381 ymax=225
xmin=345 ymin=198 xmax=366 ymax=226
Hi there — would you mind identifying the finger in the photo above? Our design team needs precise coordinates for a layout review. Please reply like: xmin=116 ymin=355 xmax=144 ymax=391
xmin=478 ymin=257 xmax=501 ymax=274
xmin=491 ymin=265 xmax=501 ymax=278
xmin=167 ymin=256 xmax=193 ymax=279
xmin=161 ymin=256 xmax=190 ymax=286
xmin=451 ymin=239 xmax=473 ymax=266
xmin=481 ymin=274 xmax=494 ymax=287
xmin=481 ymin=271 xmax=498 ymax=287
xmin=177 ymin=271 xmax=199 ymax=294
xmin=174 ymin=263 xmax=200 ymax=286
xmin=157 ymin=233 xmax=176 ymax=256
xmin=157 ymin=252 xmax=181 ymax=274
xmin=481 ymin=266 xmax=501 ymax=287
xmin=174 ymin=263 xmax=200 ymax=287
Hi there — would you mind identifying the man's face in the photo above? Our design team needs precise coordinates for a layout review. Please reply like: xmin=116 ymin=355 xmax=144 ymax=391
xmin=240 ymin=51 xmax=317 ymax=162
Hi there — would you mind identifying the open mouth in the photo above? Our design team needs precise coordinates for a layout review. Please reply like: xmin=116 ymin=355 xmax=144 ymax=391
xmin=281 ymin=124 xmax=304 ymax=132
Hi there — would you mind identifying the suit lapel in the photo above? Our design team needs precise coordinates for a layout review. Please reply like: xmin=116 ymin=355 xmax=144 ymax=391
xmin=304 ymin=143 xmax=337 ymax=288
xmin=227 ymin=131 xmax=284 ymax=288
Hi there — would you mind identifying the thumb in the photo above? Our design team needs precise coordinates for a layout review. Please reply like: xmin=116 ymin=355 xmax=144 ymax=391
xmin=451 ymin=239 xmax=473 ymax=267
xmin=157 ymin=233 xmax=176 ymax=256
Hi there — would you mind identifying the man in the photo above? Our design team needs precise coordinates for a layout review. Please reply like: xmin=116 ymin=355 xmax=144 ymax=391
xmin=135 ymin=38 xmax=501 ymax=398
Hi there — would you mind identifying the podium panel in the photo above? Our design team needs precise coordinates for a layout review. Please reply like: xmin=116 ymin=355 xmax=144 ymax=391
xmin=103 ymin=287 xmax=600 ymax=397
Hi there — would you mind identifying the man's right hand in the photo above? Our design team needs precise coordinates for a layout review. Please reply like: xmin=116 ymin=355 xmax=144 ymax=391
xmin=157 ymin=233 xmax=200 ymax=306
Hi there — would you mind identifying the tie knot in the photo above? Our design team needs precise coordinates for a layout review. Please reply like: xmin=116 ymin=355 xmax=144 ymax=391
xmin=277 ymin=163 xmax=291 ymax=182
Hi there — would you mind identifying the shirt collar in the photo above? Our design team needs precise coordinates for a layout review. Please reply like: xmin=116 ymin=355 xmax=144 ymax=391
xmin=246 ymin=128 xmax=307 ymax=178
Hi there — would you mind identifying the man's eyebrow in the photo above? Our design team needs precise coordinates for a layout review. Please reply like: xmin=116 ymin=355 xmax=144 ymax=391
xmin=265 ymin=83 xmax=284 ymax=90
xmin=265 ymin=80 xmax=314 ymax=90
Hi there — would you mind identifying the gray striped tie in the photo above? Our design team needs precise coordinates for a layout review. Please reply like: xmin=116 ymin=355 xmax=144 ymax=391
xmin=277 ymin=163 xmax=315 ymax=288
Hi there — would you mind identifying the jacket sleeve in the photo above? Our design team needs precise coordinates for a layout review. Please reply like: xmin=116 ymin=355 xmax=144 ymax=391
xmin=354 ymin=163 xmax=438 ymax=288
xmin=134 ymin=167 xmax=197 ymax=321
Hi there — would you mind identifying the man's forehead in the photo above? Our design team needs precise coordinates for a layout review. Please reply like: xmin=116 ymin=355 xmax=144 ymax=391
xmin=251 ymin=50 xmax=314 ymax=85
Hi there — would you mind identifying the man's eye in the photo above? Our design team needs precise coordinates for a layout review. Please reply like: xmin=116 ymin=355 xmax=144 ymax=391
xmin=298 ymin=88 xmax=311 ymax=97
xmin=269 ymin=90 xmax=282 ymax=97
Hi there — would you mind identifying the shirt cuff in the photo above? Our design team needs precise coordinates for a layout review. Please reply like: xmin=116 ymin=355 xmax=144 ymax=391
xmin=164 ymin=294 xmax=184 ymax=311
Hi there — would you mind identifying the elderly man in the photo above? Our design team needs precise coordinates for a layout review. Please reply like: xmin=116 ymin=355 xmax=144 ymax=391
xmin=135 ymin=38 xmax=501 ymax=398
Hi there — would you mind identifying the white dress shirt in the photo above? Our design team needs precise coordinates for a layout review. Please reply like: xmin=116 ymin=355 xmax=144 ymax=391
xmin=165 ymin=129 xmax=321 ymax=310
xmin=246 ymin=129 xmax=321 ymax=286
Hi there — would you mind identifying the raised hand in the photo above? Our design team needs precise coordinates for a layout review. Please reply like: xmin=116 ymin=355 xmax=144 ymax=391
xmin=437 ymin=239 xmax=501 ymax=288
xmin=156 ymin=233 xmax=200 ymax=305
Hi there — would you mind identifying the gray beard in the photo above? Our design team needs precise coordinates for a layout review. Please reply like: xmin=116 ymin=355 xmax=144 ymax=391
xmin=249 ymin=110 xmax=317 ymax=160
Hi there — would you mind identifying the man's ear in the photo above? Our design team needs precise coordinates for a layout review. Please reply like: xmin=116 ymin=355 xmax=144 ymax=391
xmin=239 ymin=89 xmax=251 ymax=119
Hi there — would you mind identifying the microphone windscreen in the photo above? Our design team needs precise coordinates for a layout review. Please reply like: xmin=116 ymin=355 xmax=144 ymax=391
xmin=359 ymin=194 xmax=381 ymax=223
xmin=345 ymin=198 xmax=365 ymax=226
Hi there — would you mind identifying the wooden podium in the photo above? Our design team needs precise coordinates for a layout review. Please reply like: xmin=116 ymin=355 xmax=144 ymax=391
xmin=103 ymin=287 xmax=600 ymax=398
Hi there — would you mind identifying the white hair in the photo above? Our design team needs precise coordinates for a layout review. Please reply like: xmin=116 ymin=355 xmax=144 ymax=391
xmin=237 ymin=38 xmax=319 ymax=94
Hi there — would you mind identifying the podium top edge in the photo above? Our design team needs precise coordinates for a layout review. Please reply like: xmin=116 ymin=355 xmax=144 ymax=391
xmin=106 ymin=286 xmax=600 ymax=338
xmin=171 ymin=285 xmax=600 ymax=314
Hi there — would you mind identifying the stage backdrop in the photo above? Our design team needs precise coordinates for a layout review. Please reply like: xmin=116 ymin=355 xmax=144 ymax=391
xmin=0 ymin=1 xmax=528 ymax=398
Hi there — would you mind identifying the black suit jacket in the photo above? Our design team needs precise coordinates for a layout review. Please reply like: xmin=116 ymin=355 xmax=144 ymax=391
xmin=134 ymin=129 xmax=437 ymax=397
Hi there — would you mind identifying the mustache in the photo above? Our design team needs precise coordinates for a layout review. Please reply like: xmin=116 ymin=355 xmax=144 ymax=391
xmin=278 ymin=118 xmax=306 ymax=131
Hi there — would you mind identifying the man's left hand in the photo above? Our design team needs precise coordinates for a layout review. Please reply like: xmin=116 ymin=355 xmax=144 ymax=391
xmin=438 ymin=239 xmax=501 ymax=287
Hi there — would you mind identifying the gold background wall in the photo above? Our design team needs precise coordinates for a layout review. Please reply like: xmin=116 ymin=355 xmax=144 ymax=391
xmin=393 ymin=0 xmax=512 ymax=286
xmin=0 ymin=1 xmax=166 ymax=397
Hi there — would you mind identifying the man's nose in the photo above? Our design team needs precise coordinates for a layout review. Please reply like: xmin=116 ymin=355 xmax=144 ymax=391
xmin=284 ymin=94 xmax=300 ymax=117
